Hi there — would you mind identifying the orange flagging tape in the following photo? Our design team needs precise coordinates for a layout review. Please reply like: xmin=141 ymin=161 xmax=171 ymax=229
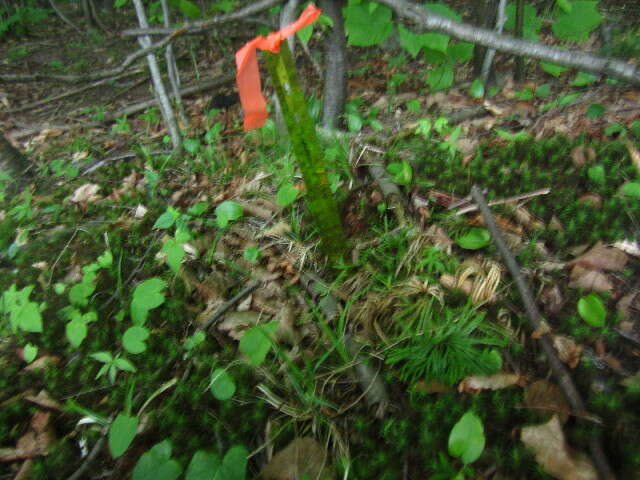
xmin=235 ymin=3 xmax=321 ymax=131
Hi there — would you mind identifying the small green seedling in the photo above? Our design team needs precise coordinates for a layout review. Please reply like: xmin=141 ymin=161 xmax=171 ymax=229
xmin=131 ymin=277 xmax=166 ymax=325
xmin=185 ymin=445 xmax=248 ymax=480
xmin=1 ymin=284 xmax=43 ymax=333
xmin=243 ymin=246 xmax=261 ymax=263
xmin=90 ymin=351 xmax=137 ymax=384
xmin=239 ymin=321 xmax=279 ymax=366
xmin=132 ymin=440 xmax=182 ymax=480
xmin=456 ymin=228 xmax=491 ymax=250
xmin=210 ymin=367 xmax=236 ymax=401
xmin=447 ymin=410 xmax=486 ymax=478
xmin=215 ymin=201 xmax=243 ymax=228
xmin=109 ymin=412 xmax=139 ymax=458
xmin=577 ymin=293 xmax=606 ymax=327
xmin=276 ymin=183 xmax=299 ymax=207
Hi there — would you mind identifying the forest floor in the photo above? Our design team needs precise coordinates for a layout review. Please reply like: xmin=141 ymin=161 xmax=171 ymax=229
xmin=1 ymin=2 xmax=640 ymax=480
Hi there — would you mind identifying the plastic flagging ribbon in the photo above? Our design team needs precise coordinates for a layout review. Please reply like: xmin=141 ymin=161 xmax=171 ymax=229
xmin=235 ymin=3 xmax=321 ymax=131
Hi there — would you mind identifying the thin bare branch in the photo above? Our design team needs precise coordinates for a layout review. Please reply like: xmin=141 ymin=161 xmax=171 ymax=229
xmin=376 ymin=0 xmax=639 ymax=85
xmin=121 ymin=0 xmax=283 ymax=36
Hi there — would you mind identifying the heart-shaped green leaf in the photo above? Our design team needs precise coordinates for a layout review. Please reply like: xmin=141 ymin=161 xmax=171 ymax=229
xmin=215 ymin=201 xmax=243 ymax=228
xmin=66 ymin=317 xmax=88 ymax=348
xmin=123 ymin=326 xmax=150 ymax=354
xmin=23 ymin=343 xmax=38 ymax=363
xmin=131 ymin=277 xmax=166 ymax=325
xmin=210 ymin=368 xmax=236 ymax=401
xmin=109 ymin=413 xmax=139 ymax=459
xmin=186 ymin=450 xmax=221 ymax=480
xmin=133 ymin=440 xmax=182 ymax=480
xmin=276 ymin=184 xmax=299 ymax=207
xmin=239 ymin=322 xmax=279 ymax=366
xmin=448 ymin=410 xmax=485 ymax=464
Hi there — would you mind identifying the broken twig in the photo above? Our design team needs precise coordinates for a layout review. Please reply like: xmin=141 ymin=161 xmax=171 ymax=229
xmin=470 ymin=185 xmax=615 ymax=480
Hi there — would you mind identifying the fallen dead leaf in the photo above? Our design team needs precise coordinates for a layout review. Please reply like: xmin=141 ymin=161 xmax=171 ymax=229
xmin=617 ymin=291 xmax=640 ymax=322
xmin=552 ymin=335 xmax=583 ymax=369
xmin=24 ymin=390 xmax=63 ymax=411
xmin=568 ymin=242 xmax=628 ymax=272
xmin=260 ymin=437 xmax=334 ymax=480
xmin=23 ymin=355 xmax=60 ymax=372
xmin=521 ymin=415 xmax=598 ymax=480
xmin=523 ymin=380 xmax=570 ymax=424
xmin=539 ymin=284 xmax=566 ymax=316
xmin=70 ymin=183 xmax=101 ymax=204
xmin=260 ymin=221 xmax=292 ymax=239
xmin=458 ymin=372 xmax=525 ymax=393
xmin=568 ymin=266 xmax=613 ymax=293
xmin=571 ymin=146 xmax=588 ymax=168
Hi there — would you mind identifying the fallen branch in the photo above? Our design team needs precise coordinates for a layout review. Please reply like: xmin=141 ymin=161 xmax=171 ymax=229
xmin=9 ymin=73 xmax=235 ymax=140
xmin=470 ymin=185 xmax=615 ymax=480
xmin=358 ymin=144 xmax=408 ymax=227
xmin=0 ymin=29 xmax=184 ymax=84
xmin=121 ymin=0 xmax=283 ymax=36
xmin=377 ymin=0 xmax=639 ymax=85
xmin=8 ymin=70 xmax=144 ymax=114
xmin=200 ymin=281 xmax=262 ymax=332
xmin=453 ymin=187 xmax=550 ymax=214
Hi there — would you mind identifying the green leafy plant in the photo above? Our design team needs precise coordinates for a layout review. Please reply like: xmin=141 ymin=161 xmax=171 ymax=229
xmin=1 ymin=284 xmax=43 ymax=333
xmin=448 ymin=410 xmax=485 ymax=465
xmin=130 ymin=277 xmax=166 ymax=326
xmin=186 ymin=445 xmax=248 ymax=480
xmin=90 ymin=351 xmax=137 ymax=384
xmin=386 ymin=160 xmax=413 ymax=186
xmin=456 ymin=228 xmax=491 ymax=250
xmin=577 ymin=293 xmax=606 ymax=327
xmin=109 ymin=413 xmax=139 ymax=458
xmin=133 ymin=440 xmax=182 ymax=480
xmin=239 ymin=322 xmax=279 ymax=366
xmin=386 ymin=306 xmax=505 ymax=386
xmin=215 ymin=201 xmax=243 ymax=228
xmin=276 ymin=183 xmax=299 ymax=207
xmin=0 ymin=1 xmax=49 ymax=38
xmin=210 ymin=367 xmax=236 ymax=401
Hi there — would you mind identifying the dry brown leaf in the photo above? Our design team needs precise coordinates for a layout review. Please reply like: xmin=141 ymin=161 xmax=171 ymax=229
xmin=458 ymin=372 xmax=525 ymax=393
xmin=568 ymin=266 xmax=613 ymax=293
xmin=540 ymin=284 xmax=566 ymax=315
xmin=70 ymin=183 xmax=101 ymax=204
xmin=552 ymin=335 xmax=583 ymax=369
xmin=260 ymin=437 xmax=334 ymax=480
xmin=23 ymin=355 xmax=60 ymax=371
xmin=577 ymin=194 xmax=602 ymax=209
xmin=521 ymin=415 xmax=598 ymax=480
xmin=523 ymin=380 xmax=570 ymax=424
xmin=24 ymin=390 xmax=62 ymax=411
xmin=568 ymin=242 xmax=628 ymax=272
xmin=260 ymin=221 xmax=292 ymax=239
xmin=218 ymin=311 xmax=264 ymax=340
xmin=571 ymin=146 xmax=588 ymax=168
xmin=616 ymin=292 xmax=640 ymax=322
xmin=32 ymin=128 xmax=63 ymax=144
